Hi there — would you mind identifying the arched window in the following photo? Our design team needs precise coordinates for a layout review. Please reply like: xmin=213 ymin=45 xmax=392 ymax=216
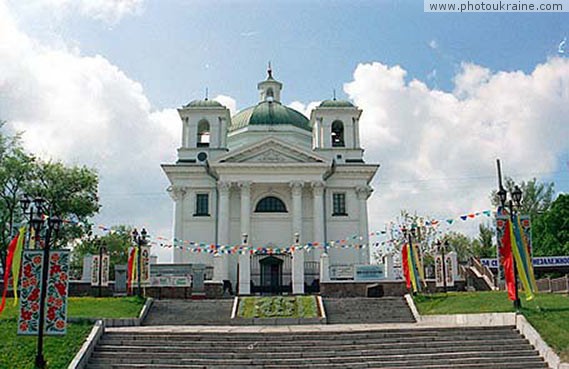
xmin=255 ymin=196 xmax=287 ymax=213
xmin=197 ymin=120 xmax=210 ymax=147
xmin=266 ymin=88 xmax=274 ymax=101
xmin=331 ymin=120 xmax=345 ymax=147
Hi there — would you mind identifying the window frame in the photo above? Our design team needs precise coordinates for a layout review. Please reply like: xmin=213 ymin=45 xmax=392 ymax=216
xmin=332 ymin=192 xmax=348 ymax=216
xmin=194 ymin=193 xmax=210 ymax=216
xmin=255 ymin=196 xmax=288 ymax=213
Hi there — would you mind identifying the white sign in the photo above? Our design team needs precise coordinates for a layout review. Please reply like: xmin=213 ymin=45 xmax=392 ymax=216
xmin=150 ymin=275 xmax=193 ymax=287
xmin=435 ymin=255 xmax=444 ymax=287
xmin=91 ymin=254 xmax=110 ymax=287
xmin=330 ymin=265 xmax=354 ymax=280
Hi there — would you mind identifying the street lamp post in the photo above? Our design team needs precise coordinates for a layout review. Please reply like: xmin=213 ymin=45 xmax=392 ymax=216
xmin=496 ymin=159 xmax=522 ymax=310
xmin=132 ymin=228 xmax=147 ymax=298
xmin=26 ymin=196 xmax=62 ymax=369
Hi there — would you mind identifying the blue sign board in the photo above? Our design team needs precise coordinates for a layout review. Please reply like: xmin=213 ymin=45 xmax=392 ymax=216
xmin=355 ymin=265 xmax=384 ymax=281
xmin=482 ymin=256 xmax=569 ymax=268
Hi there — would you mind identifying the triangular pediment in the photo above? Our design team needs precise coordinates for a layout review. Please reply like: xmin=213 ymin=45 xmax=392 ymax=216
xmin=216 ymin=138 xmax=326 ymax=164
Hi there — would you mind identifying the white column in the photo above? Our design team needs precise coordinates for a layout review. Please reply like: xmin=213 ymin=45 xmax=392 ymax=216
xmin=182 ymin=118 xmax=189 ymax=148
xmin=353 ymin=117 xmax=360 ymax=149
xmin=216 ymin=181 xmax=231 ymax=280
xmin=356 ymin=185 xmax=372 ymax=265
xmin=290 ymin=181 xmax=303 ymax=241
xmin=220 ymin=117 xmax=227 ymax=148
xmin=169 ymin=186 xmax=186 ymax=263
xmin=290 ymin=181 xmax=304 ymax=294
xmin=320 ymin=253 xmax=330 ymax=282
xmin=292 ymin=245 xmax=305 ymax=294
xmin=238 ymin=182 xmax=251 ymax=295
xmin=311 ymin=181 xmax=325 ymax=249
xmin=384 ymin=253 xmax=395 ymax=280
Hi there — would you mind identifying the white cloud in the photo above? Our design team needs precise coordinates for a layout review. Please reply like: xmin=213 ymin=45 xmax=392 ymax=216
xmin=428 ymin=39 xmax=438 ymax=50
xmin=0 ymin=0 xmax=174 ymax=261
xmin=213 ymin=94 xmax=237 ymax=116
xmin=288 ymin=101 xmax=321 ymax=118
xmin=344 ymin=59 xmax=569 ymax=237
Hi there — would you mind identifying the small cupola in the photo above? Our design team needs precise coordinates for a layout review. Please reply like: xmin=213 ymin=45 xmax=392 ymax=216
xmin=257 ymin=63 xmax=283 ymax=102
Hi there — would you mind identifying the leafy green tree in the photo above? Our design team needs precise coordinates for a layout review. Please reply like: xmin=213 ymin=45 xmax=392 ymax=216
xmin=472 ymin=223 xmax=495 ymax=259
xmin=491 ymin=177 xmax=554 ymax=219
xmin=532 ymin=194 xmax=569 ymax=256
xmin=71 ymin=225 xmax=133 ymax=280
xmin=27 ymin=161 xmax=100 ymax=246
xmin=441 ymin=231 xmax=475 ymax=263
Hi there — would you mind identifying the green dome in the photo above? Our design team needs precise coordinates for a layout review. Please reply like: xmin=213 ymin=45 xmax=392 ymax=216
xmin=319 ymin=99 xmax=355 ymax=108
xmin=184 ymin=99 xmax=223 ymax=108
xmin=230 ymin=101 xmax=311 ymax=132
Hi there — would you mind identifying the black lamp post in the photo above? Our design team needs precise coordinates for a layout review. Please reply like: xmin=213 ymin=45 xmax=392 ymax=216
xmin=27 ymin=196 xmax=62 ymax=369
xmin=496 ymin=159 xmax=522 ymax=310
xmin=132 ymin=228 xmax=147 ymax=298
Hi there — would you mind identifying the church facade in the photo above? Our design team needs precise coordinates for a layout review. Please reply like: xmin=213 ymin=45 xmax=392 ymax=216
xmin=162 ymin=68 xmax=379 ymax=294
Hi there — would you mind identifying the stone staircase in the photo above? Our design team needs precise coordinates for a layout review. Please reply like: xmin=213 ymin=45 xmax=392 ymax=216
xmin=86 ymin=325 xmax=548 ymax=368
xmin=323 ymin=297 xmax=416 ymax=324
xmin=143 ymin=299 xmax=234 ymax=326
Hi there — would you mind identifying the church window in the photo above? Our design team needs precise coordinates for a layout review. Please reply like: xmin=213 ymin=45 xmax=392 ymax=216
xmin=195 ymin=193 xmax=209 ymax=216
xmin=331 ymin=121 xmax=345 ymax=147
xmin=197 ymin=120 xmax=210 ymax=147
xmin=332 ymin=193 xmax=347 ymax=216
xmin=255 ymin=196 xmax=287 ymax=213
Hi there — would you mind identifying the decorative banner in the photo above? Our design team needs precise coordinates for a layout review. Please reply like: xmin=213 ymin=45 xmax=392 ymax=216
xmin=141 ymin=246 xmax=151 ymax=285
xmin=0 ymin=233 xmax=20 ymax=315
xmin=91 ymin=254 xmax=110 ymax=287
xmin=435 ymin=254 xmax=444 ymax=287
xmin=12 ymin=227 xmax=26 ymax=307
xmin=511 ymin=214 xmax=538 ymax=301
xmin=18 ymin=250 xmax=70 ymax=336
xmin=445 ymin=254 xmax=455 ymax=287
xmin=520 ymin=215 xmax=532 ymax=256
xmin=496 ymin=215 xmax=516 ymax=301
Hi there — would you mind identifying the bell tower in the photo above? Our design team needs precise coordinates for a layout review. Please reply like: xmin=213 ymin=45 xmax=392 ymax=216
xmin=177 ymin=97 xmax=231 ymax=163
xmin=310 ymin=98 xmax=363 ymax=163
xmin=257 ymin=63 xmax=283 ymax=102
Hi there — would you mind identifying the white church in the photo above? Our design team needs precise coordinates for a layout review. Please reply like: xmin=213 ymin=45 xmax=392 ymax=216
xmin=162 ymin=67 xmax=379 ymax=295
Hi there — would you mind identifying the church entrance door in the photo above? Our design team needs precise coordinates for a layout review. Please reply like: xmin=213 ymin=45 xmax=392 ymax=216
xmin=259 ymin=256 xmax=284 ymax=294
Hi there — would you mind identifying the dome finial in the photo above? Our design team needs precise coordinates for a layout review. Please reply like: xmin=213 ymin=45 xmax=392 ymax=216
xmin=333 ymin=89 xmax=337 ymax=101
xmin=205 ymin=87 xmax=209 ymax=101
xmin=267 ymin=61 xmax=273 ymax=79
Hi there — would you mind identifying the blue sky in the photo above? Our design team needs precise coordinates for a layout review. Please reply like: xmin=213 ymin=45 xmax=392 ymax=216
xmin=2 ymin=0 xmax=568 ymax=260
xmin=20 ymin=0 xmax=566 ymax=107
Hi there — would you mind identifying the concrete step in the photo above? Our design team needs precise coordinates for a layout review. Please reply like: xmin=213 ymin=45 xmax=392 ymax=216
xmin=142 ymin=299 xmax=234 ymax=326
xmin=323 ymin=297 xmax=416 ymax=324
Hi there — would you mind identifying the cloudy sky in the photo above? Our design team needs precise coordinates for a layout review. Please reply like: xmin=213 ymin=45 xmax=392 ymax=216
xmin=0 ymin=0 xmax=568 ymax=261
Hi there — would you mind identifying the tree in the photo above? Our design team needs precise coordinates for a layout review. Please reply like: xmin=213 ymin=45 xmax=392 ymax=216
xmin=491 ymin=177 xmax=555 ymax=219
xmin=71 ymin=225 xmax=133 ymax=280
xmin=441 ymin=231 xmax=476 ymax=263
xmin=472 ymin=223 xmax=495 ymax=259
xmin=27 ymin=160 xmax=100 ymax=246
xmin=532 ymin=194 xmax=569 ymax=256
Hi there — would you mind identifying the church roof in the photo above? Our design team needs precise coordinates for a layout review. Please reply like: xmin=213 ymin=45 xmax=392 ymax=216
xmin=184 ymin=99 xmax=224 ymax=108
xmin=230 ymin=101 xmax=311 ymax=132
xmin=319 ymin=99 xmax=355 ymax=108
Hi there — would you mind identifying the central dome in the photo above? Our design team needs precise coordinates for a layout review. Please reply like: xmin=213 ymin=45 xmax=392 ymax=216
xmin=230 ymin=101 xmax=311 ymax=132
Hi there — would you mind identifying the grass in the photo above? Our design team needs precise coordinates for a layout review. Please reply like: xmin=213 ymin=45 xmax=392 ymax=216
xmin=238 ymin=296 xmax=319 ymax=319
xmin=0 ymin=296 xmax=145 ymax=369
xmin=414 ymin=291 xmax=569 ymax=361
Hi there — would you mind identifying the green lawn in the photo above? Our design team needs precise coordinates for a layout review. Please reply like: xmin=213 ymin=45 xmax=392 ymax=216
xmin=0 ymin=296 xmax=145 ymax=369
xmin=414 ymin=291 xmax=569 ymax=361
xmin=238 ymin=296 xmax=319 ymax=318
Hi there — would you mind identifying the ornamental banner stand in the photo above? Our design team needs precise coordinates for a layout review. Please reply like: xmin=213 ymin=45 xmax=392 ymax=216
xmin=18 ymin=250 xmax=70 ymax=336
xmin=91 ymin=254 xmax=110 ymax=287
